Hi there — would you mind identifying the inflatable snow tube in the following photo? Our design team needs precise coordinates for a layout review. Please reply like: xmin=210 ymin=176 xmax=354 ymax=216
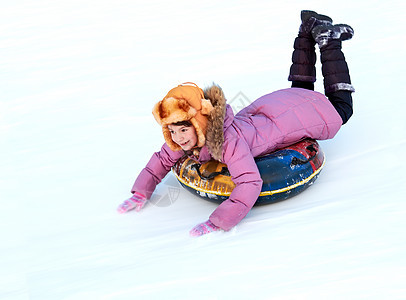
xmin=172 ymin=139 xmax=325 ymax=205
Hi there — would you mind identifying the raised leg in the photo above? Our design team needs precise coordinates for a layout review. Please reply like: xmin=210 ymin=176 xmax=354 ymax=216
xmin=288 ymin=10 xmax=333 ymax=90
xmin=313 ymin=24 xmax=355 ymax=124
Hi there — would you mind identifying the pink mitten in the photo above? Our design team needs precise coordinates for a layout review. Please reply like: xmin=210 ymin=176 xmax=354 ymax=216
xmin=117 ymin=192 xmax=147 ymax=213
xmin=189 ymin=220 xmax=221 ymax=237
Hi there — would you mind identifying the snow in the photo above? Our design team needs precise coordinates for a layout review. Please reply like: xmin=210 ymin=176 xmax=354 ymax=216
xmin=1 ymin=0 xmax=406 ymax=299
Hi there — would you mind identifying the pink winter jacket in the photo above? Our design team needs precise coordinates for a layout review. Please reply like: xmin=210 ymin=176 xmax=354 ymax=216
xmin=132 ymin=87 xmax=342 ymax=230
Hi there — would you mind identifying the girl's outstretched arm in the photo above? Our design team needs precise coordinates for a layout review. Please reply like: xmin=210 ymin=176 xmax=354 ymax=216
xmin=131 ymin=143 xmax=184 ymax=199
xmin=118 ymin=143 xmax=183 ymax=213
xmin=210 ymin=138 xmax=263 ymax=231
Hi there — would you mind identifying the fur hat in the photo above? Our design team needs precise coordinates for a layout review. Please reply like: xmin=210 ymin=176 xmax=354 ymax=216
xmin=152 ymin=82 xmax=214 ymax=151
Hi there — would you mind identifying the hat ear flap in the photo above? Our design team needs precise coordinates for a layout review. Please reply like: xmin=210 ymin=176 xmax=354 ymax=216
xmin=152 ymin=101 xmax=163 ymax=125
xmin=162 ymin=126 xmax=182 ymax=151
xmin=200 ymin=99 xmax=214 ymax=115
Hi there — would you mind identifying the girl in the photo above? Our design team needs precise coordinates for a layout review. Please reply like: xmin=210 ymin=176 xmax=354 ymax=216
xmin=117 ymin=10 xmax=355 ymax=237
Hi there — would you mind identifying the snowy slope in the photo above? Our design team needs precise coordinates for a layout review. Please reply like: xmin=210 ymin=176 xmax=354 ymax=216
xmin=1 ymin=1 xmax=406 ymax=299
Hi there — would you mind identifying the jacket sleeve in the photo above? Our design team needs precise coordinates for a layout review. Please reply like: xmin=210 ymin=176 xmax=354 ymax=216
xmin=131 ymin=143 xmax=184 ymax=199
xmin=209 ymin=137 xmax=263 ymax=231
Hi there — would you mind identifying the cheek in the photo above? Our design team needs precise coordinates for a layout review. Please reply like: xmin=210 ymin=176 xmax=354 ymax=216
xmin=170 ymin=133 xmax=177 ymax=141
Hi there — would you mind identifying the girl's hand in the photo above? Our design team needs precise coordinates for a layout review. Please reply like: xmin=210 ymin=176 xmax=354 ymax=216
xmin=117 ymin=192 xmax=147 ymax=213
xmin=189 ymin=220 xmax=221 ymax=237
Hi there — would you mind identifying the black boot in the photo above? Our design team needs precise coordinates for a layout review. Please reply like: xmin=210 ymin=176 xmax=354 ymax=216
xmin=288 ymin=10 xmax=333 ymax=87
xmin=299 ymin=10 xmax=333 ymax=38
xmin=313 ymin=25 xmax=355 ymax=94
xmin=312 ymin=23 xmax=354 ymax=49
xmin=313 ymin=24 xmax=355 ymax=124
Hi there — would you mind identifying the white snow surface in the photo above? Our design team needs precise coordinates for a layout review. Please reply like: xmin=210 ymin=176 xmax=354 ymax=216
xmin=1 ymin=1 xmax=406 ymax=299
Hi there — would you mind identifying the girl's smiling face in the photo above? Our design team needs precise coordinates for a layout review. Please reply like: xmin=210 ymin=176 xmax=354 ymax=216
xmin=167 ymin=123 xmax=198 ymax=151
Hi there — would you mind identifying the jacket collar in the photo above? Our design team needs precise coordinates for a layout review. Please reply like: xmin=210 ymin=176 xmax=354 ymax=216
xmin=203 ymin=84 xmax=230 ymax=161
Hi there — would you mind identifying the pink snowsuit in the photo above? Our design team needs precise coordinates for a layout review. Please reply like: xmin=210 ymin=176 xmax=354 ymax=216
xmin=132 ymin=87 xmax=342 ymax=230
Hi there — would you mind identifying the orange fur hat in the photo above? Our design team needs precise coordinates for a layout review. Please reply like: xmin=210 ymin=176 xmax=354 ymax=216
xmin=152 ymin=82 xmax=214 ymax=151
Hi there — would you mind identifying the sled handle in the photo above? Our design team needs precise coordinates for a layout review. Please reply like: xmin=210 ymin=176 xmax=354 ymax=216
xmin=291 ymin=144 xmax=318 ymax=166
xmin=191 ymin=163 xmax=230 ymax=180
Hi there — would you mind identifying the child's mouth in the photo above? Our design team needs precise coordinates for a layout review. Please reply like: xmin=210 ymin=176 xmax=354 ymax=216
xmin=180 ymin=141 xmax=189 ymax=147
